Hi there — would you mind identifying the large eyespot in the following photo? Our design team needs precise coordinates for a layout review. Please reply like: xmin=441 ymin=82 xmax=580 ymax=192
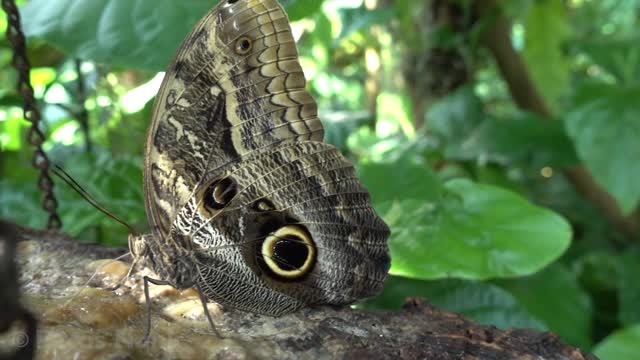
xmin=259 ymin=225 xmax=316 ymax=279
xmin=235 ymin=36 xmax=253 ymax=55
xmin=203 ymin=177 xmax=237 ymax=210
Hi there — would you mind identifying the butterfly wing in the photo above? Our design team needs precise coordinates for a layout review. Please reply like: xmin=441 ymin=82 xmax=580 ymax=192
xmin=143 ymin=0 xmax=390 ymax=315
xmin=183 ymin=141 xmax=390 ymax=315
xmin=144 ymin=0 xmax=323 ymax=236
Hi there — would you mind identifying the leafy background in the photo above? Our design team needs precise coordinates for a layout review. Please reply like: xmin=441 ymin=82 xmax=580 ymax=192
xmin=1 ymin=0 xmax=639 ymax=357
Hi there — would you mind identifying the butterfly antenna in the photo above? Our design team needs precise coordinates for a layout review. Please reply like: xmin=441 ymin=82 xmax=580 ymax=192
xmin=52 ymin=165 xmax=137 ymax=235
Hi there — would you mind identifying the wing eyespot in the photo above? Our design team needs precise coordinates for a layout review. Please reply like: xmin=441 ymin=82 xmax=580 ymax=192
xmin=235 ymin=36 xmax=253 ymax=55
xmin=258 ymin=225 xmax=316 ymax=280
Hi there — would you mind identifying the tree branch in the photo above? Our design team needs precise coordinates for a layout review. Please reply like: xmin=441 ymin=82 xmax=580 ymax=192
xmin=474 ymin=0 xmax=638 ymax=239
xmin=3 ymin=222 xmax=598 ymax=359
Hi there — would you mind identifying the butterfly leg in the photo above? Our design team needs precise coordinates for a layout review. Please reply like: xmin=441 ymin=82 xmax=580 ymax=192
xmin=141 ymin=275 xmax=172 ymax=344
xmin=195 ymin=283 xmax=222 ymax=338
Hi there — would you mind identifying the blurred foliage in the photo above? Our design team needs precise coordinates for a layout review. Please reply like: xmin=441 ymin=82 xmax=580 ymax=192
xmin=1 ymin=0 xmax=640 ymax=357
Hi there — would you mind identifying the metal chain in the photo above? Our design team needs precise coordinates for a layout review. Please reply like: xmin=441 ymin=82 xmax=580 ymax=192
xmin=2 ymin=0 xmax=61 ymax=229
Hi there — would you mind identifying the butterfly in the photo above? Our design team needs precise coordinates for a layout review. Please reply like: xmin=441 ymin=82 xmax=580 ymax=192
xmin=128 ymin=0 xmax=391 ymax=337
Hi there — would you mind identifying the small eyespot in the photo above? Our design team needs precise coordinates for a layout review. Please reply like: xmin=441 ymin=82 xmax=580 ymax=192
xmin=228 ymin=0 xmax=239 ymax=3
xmin=259 ymin=225 xmax=316 ymax=279
xmin=203 ymin=177 xmax=237 ymax=210
xmin=235 ymin=36 xmax=253 ymax=55
xmin=253 ymin=198 xmax=276 ymax=212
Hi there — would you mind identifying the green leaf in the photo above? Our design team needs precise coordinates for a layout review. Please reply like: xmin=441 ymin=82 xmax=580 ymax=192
xmin=523 ymin=0 xmax=571 ymax=109
xmin=575 ymin=36 xmax=640 ymax=84
xmin=383 ymin=179 xmax=572 ymax=280
xmin=376 ymin=92 xmax=415 ymax=139
xmin=0 ymin=89 xmax=22 ymax=107
xmin=594 ymin=324 xmax=640 ymax=360
xmin=0 ymin=179 xmax=46 ymax=230
xmin=357 ymin=156 xmax=442 ymax=204
xmin=474 ymin=164 xmax=528 ymax=195
xmin=300 ymin=12 xmax=332 ymax=68
xmin=363 ymin=276 xmax=547 ymax=331
xmin=0 ymin=113 xmax=29 ymax=151
xmin=570 ymin=81 xmax=616 ymax=105
xmin=618 ymin=249 xmax=640 ymax=327
xmin=391 ymin=0 xmax=418 ymax=45
xmin=428 ymin=85 xmax=485 ymax=144
xmin=429 ymin=86 xmax=577 ymax=167
xmin=280 ymin=0 xmax=325 ymax=21
xmin=446 ymin=114 xmax=578 ymax=168
xmin=565 ymin=84 xmax=640 ymax=214
xmin=321 ymin=110 xmax=372 ymax=150
xmin=21 ymin=0 xmax=212 ymax=70
xmin=336 ymin=7 xmax=395 ymax=44
xmin=346 ymin=128 xmax=412 ymax=163
xmin=21 ymin=0 xmax=320 ymax=71
xmin=576 ymin=253 xmax=620 ymax=293
xmin=495 ymin=263 xmax=593 ymax=349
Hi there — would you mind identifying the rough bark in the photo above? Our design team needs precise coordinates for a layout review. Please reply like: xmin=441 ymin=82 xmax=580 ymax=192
xmin=0 ymin=221 xmax=598 ymax=360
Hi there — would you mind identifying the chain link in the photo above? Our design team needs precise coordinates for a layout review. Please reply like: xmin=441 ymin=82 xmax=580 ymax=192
xmin=2 ymin=0 xmax=61 ymax=229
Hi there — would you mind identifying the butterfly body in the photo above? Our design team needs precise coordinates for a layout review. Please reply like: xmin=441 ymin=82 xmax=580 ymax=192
xmin=133 ymin=0 xmax=390 ymax=317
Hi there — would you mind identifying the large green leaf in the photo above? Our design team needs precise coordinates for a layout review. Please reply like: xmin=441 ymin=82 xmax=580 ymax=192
xmin=594 ymin=324 xmax=640 ymax=360
xmin=363 ymin=276 xmax=546 ymax=331
xmin=565 ymin=84 xmax=640 ymax=214
xmin=21 ymin=0 xmax=319 ymax=71
xmin=495 ymin=264 xmax=593 ymax=349
xmin=364 ymin=172 xmax=572 ymax=280
xmin=21 ymin=0 xmax=211 ymax=70
xmin=384 ymin=179 xmax=571 ymax=279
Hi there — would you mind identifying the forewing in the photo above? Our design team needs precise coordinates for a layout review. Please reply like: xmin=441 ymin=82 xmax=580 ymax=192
xmin=144 ymin=0 xmax=324 ymax=236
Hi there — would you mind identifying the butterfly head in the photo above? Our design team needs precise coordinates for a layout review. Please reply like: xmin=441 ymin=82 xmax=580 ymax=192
xmin=128 ymin=233 xmax=149 ymax=260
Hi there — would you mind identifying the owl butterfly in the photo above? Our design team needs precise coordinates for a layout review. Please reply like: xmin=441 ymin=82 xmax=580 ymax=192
xmin=129 ymin=0 xmax=390 ymax=335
